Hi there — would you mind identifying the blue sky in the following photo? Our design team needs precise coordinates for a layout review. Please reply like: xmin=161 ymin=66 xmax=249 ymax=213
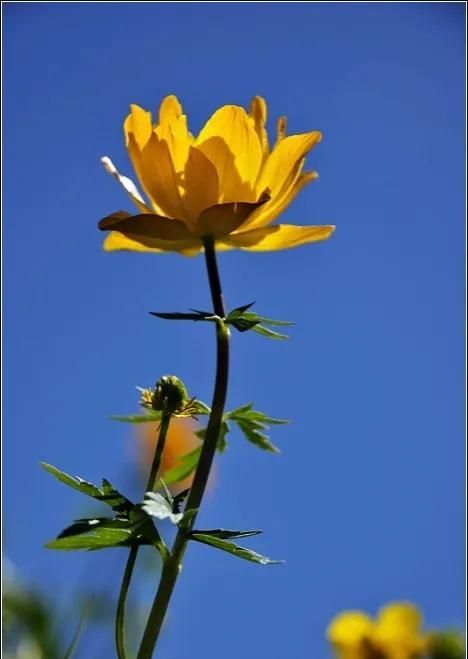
xmin=3 ymin=3 xmax=465 ymax=658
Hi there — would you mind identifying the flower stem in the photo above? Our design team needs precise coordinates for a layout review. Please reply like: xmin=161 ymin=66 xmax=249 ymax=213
xmin=136 ymin=237 xmax=230 ymax=659
xmin=116 ymin=411 xmax=172 ymax=659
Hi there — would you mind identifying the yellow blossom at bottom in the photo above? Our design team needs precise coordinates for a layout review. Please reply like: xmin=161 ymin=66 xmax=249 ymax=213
xmin=327 ymin=603 xmax=431 ymax=659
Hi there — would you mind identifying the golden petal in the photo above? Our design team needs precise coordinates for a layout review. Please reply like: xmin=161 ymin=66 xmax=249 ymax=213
xmin=221 ymin=224 xmax=335 ymax=251
xmin=182 ymin=146 xmax=219 ymax=226
xmin=248 ymin=96 xmax=269 ymax=158
xmin=240 ymin=170 xmax=318 ymax=230
xmin=256 ymin=131 xmax=322 ymax=199
xmin=103 ymin=231 xmax=201 ymax=256
xmin=196 ymin=105 xmax=262 ymax=203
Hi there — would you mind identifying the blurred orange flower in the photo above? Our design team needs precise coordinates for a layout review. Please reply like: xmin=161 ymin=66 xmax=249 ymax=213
xmin=135 ymin=417 xmax=206 ymax=493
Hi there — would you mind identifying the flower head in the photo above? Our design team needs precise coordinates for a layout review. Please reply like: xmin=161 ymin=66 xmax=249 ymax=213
xmin=327 ymin=603 xmax=431 ymax=659
xmin=98 ymin=95 xmax=335 ymax=255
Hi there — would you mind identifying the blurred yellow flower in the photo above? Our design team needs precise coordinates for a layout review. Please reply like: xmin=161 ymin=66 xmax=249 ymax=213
xmin=98 ymin=95 xmax=335 ymax=255
xmin=327 ymin=603 xmax=431 ymax=659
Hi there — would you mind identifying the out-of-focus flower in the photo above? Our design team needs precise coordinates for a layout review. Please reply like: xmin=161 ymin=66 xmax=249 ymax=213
xmin=98 ymin=95 xmax=335 ymax=255
xmin=327 ymin=602 xmax=431 ymax=659
xmin=135 ymin=417 xmax=204 ymax=492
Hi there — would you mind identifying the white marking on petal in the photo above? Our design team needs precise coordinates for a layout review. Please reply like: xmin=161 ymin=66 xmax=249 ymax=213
xmin=101 ymin=156 xmax=151 ymax=213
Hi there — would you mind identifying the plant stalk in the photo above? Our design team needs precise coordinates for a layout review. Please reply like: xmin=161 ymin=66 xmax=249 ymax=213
xmin=136 ymin=237 xmax=230 ymax=659
xmin=116 ymin=411 xmax=172 ymax=659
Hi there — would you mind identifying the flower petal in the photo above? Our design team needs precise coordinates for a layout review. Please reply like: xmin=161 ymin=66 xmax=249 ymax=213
xmin=275 ymin=116 xmax=287 ymax=146
xmin=221 ymin=224 xmax=335 ymax=251
xmin=124 ymin=104 xmax=153 ymax=150
xmin=156 ymin=95 xmax=193 ymax=173
xmin=196 ymin=105 xmax=262 ymax=203
xmin=248 ymin=96 xmax=269 ymax=158
xmin=182 ymin=146 xmax=219 ymax=226
xmin=256 ymin=131 xmax=322 ymax=198
xmin=124 ymin=105 xmax=166 ymax=216
xmin=103 ymin=231 xmax=201 ymax=256
xmin=101 ymin=156 xmax=151 ymax=214
xmin=136 ymin=132 xmax=187 ymax=221
xmin=196 ymin=193 xmax=270 ymax=238
xmin=240 ymin=170 xmax=318 ymax=230
xmin=98 ymin=212 xmax=192 ymax=241
xmin=375 ymin=603 xmax=423 ymax=637
xmin=326 ymin=611 xmax=374 ymax=648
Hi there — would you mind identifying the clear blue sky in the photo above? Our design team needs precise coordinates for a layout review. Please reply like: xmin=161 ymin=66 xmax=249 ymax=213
xmin=3 ymin=3 xmax=465 ymax=658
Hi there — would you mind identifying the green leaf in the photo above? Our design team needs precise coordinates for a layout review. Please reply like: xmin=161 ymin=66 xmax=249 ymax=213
xmin=430 ymin=631 xmax=465 ymax=659
xmin=41 ymin=463 xmax=134 ymax=513
xmin=195 ymin=419 xmax=229 ymax=452
xmin=41 ymin=462 xmax=101 ymax=497
xmin=228 ymin=405 xmax=289 ymax=426
xmin=225 ymin=302 xmax=256 ymax=321
xmin=236 ymin=421 xmax=280 ymax=453
xmin=191 ymin=534 xmax=282 ymax=565
xmin=159 ymin=446 xmax=202 ymax=485
xmin=46 ymin=518 xmax=138 ymax=551
xmin=110 ymin=410 xmax=162 ymax=423
xmin=224 ymin=404 xmax=288 ymax=453
xmin=225 ymin=309 xmax=293 ymax=339
xmin=150 ymin=309 xmax=216 ymax=322
xmin=193 ymin=400 xmax=211 ymax=415
xmin=142 ymin=492 xmax=183 ymax=525
xmin=191 ymin=529 xmax=262 ymax=540
xmin=251 ymin=324 xmax=289 ymax=340
xmin=241 ymin=312 xmax=293 ymax=327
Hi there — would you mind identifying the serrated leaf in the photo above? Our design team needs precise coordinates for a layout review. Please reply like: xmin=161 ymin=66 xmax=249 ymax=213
xmin=46 ymin=519 xmax=137 ymax=551
xmin=142 ymin=492 xmax=183 ymax=525
xmin=110 ymin=410 xmax=162 ymax=424
xmin=41 ymin=463 xmax=134 ymax=513
xmin=226 ymin=403 xmax=254 ymax=417
xmin=236 ymin=421 xmax=280 ymax=453
xmin=41 ymin=462 xmax=101 ymax=497
xmin=191 ymin=529 xmax=262 ymax=540
xmin=229 ymin=408 xmax=289 ymax=426
xmin=191 ymin=534 xmax=282 ymax=565
xmin=160 ymin=446 xmax=202 ymax=485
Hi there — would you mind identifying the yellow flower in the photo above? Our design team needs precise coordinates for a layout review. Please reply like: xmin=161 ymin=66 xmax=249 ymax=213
xmin=327 ymin=603 xmax=431 ymax=659
xmin=98 ymin=95 xmax=335 ymax=255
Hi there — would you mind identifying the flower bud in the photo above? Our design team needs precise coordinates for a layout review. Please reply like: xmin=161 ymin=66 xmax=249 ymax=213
xmin=143 ymin=375 xmax=189 ymax=415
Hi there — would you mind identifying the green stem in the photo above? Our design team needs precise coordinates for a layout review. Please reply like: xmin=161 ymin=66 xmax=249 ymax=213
xmin=136 ymin=237 xmax=230 ymax=659
xmin=116 ymin=412 xmax=172 ymax=659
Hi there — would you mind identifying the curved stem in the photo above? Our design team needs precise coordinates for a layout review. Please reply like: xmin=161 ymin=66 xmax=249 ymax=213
xmin=136 ymin=237 xmax=230 ymax=659
xmin=116 ymin=412 xmax=172 ymax=659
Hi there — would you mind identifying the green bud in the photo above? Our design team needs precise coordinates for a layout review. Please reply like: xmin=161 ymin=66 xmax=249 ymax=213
xmin=429 ymin=631 xmax=465 ymax=659
xmin=151 ymin=375 xmax=190 ymax=415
